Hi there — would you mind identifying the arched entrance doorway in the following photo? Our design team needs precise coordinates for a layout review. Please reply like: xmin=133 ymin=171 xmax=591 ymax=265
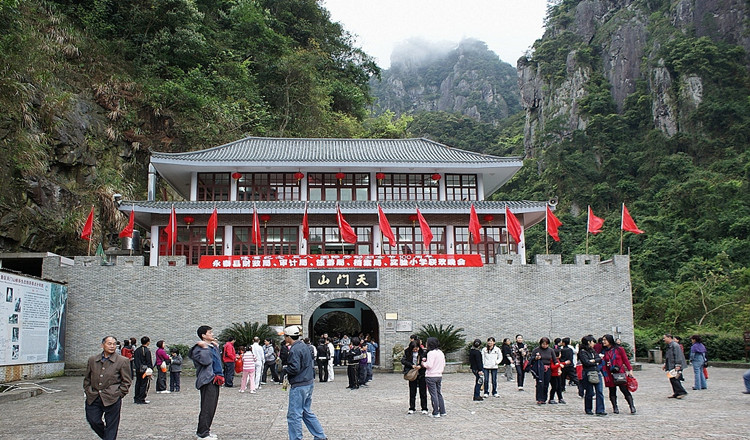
xmin=308 ymin=298 xmax=380 ymax=365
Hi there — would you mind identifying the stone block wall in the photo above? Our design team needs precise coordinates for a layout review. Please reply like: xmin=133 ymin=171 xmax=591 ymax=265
xmin=41 ymin=254 xmax=634 ymax=369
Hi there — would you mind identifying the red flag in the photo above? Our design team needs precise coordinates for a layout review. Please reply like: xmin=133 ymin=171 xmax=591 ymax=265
xmin=118 ymin=207 xmax=135 ymax=238
xmin=469 ymin=204 xmax=482 ymax=244
xmin=165 ymin=205 xmax=177 ymax=247
xmin=252 ymin=204 xmax=262 ymax=245
xmin=622 ymin=204 xmax=644 ymax=234
xmin=416 ymin=208 xmax=433 ymax=249
xmin=336 ymin=205 xmax=358 ymax=244
xmin=378 ymin=204 xmax=396 ymax=247
xmin=505 ymin=206 xmax=522 ymax=244
xmin=587 ymin=206 xmax=604 ymax=234
xmin=206 ymin=208 xmax=218 ymax=245
xmin=546 ymin=206 xmax=563 ymax=242
xmin=81 ymin=206 xmax=94 ymax=240
xmin=302 ymin=203 xmax=309 ymax=241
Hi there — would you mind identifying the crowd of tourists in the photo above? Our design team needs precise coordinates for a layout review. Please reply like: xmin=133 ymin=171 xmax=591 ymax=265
xmin=83 ymin=329 xmax=748 ymax=440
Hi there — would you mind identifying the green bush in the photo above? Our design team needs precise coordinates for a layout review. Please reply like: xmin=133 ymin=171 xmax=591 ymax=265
xmin=634 ymin=328 xmax=662 ymax=358
xmin=689 ymin=333 xmax=747 ymax=361
xmin=169 ymin=343 xmax=190 ymax=359
xmin=218 ymin=322 xmax=280 ymax=348
xmin=417 ymin=324 xmax=466 ymax=355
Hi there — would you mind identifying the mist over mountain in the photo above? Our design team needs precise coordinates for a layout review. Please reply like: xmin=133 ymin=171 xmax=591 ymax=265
xmin=370 ymin=38 xmax=522 ymax=124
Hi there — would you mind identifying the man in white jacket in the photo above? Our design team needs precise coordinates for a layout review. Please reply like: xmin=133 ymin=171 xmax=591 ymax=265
xmin=324 ymin=334 xmax=335 ymax=382
xmin=251 ymin=337 xmax=264 ymax=390
xmin=482 ymin=337 xmax=503 ymax=397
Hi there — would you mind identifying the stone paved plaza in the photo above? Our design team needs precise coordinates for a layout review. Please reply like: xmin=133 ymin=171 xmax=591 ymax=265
xmin=1 ymin=364 xmax=749 ymax=439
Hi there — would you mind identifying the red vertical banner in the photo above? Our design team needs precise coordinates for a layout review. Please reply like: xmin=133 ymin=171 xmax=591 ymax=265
xmin=621 ymin=204 xmax=644 ymax=234
xmin=302 ymin=202 xmax=309 ymax=241
xmin=505 ymin=206 xmax=522 ymax=244
xmin=81 ymin=205 xmax=94 ymax=240
xmin=206 ymin=208 xmax=218 ymax=244
xmin=119 ymin=206 xmax=135 ymax=238
xmin=587 ymin=206 xmax=604 ymax=234
xmin=252 ymin=204 xmax=262 ymax=246
xmin=546 ymin=205 xmax=562 ymax=242
xmin=468 ymin=204 xmax=481 ymax=244
xmin=336 ymin=205 xmax=358 ymax=244
xmin=165 ymin=205 xmax=177 ymax=248
xmin=416 ymin=208 xmax=433 ymax=249
xmin=378 ymin=204 xmax=396 ymax=247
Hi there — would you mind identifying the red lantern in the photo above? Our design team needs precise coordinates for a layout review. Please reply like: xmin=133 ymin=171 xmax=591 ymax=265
xmin=183 ymin=216 xmax=194 ymax=229
xmin=431 ymin=173 xmax=442 ymax=181
xmin=375 ymin=172 xmax=385 ymax=182
xmin=483 ymin=214 xmax=495 ymax=223
xmin=409 ymin=214 xmax=418 ymax=226
xmin=232 ymin=172 xmax=242 ymax=180
xmin=260 ymin=214 xmax=271 ymax=224
xmin=335 ymin=172 xmax=346 ymax=181
xmin=294 ymin=171 xmax=304 ymax=181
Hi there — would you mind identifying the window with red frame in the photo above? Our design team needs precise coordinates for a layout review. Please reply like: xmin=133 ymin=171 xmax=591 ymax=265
xmin=376 ymin=173 xmax=439 ymax=201
xmin=307 ymin=173 xmax=369 ymax=201
xmin=197 ymin=173 xmax=230 ymax=201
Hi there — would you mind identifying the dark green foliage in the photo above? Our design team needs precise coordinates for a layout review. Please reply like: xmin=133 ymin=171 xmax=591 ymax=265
xmin=218 ymin=322 xmax=280 ymax=348
xmin=417 ymin=324 xmax=466 ymax=355
xmin=501 ymin=2 xmax=750 ymax=353
xmin=170 ymin=343 xmax=191 ymax=359
xmin=637 ymin=330 xmax=747 ymax=361
xmin=406 ymin=112 xmax=502 ymax=152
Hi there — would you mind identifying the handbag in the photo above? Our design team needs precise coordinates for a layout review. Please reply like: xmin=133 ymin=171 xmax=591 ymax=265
xmin=477 ymin=373 xmax=484 ymax=386
xmin=610 ymin=349 xmax=627 ymax=385
xmin=586 ymin=370 xmax=600 ymax=384
xmin=626 ymin=375 xmax=638 ymax=392
xmin=234 ymin=356 xmax=243 ymax=374
xmin=703 ymin=366 xmax=709 ymax=379
xmin=612 ymin=372 xmax=628 ymax=385
xmin=404 ymin=367 xmax=418 ymax=381
xmin=160 ymin=360 xmax=168 ymax=373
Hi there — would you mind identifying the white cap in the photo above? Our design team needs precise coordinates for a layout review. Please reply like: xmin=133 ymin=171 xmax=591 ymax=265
xmin=284 ymin=325 xmax=301 ymax=337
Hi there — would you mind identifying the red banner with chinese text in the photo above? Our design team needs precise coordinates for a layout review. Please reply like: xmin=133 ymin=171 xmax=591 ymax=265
xmin=198 ymin=254 xmax=484 ymax=269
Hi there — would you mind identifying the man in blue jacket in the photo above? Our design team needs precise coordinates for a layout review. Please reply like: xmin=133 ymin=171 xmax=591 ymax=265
xmin=282 ymin=325 xmax=327 ymax=440
xmin=189 ymin=325 xmax=224 ymax=440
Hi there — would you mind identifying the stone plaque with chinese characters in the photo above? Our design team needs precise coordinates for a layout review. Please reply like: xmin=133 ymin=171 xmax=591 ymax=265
xmin=307 ymin=270 xmax=379 ymax=291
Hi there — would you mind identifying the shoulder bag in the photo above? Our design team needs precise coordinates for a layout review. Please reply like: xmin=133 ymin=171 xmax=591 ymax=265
xmin=610 ymin=348 xmax=628 ymax=385
xmin=404 ymin=367 xmax=418 ymax=381
xmin=587 ymin=370 xmax=600 ymax=384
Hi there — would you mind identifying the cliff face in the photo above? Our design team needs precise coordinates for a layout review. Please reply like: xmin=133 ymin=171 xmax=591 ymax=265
xmin=371 ymin=39 xmax=522 ymax=124
xmin=518 ymin=0 xmax=749 ymax=156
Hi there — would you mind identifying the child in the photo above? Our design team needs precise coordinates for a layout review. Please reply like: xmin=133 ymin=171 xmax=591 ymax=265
xmin=549 ymin=349 xmax=564 ymax=404
xmin=169 ymin=348 xmax=182 ymax=392
xmin=240 ymin=345 xmax=257 ymax=393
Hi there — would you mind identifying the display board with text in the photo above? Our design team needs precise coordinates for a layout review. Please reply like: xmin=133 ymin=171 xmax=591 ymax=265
xmin=0 ymin=272 xmax=68 ymax=366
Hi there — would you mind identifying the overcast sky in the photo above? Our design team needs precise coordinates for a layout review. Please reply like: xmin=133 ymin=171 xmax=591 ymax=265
xmin=322 ymin=0 xmax=549 ymax=68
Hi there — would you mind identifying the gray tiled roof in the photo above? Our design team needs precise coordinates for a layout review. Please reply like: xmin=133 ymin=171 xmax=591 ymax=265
xmin=122 ymin=200 xmax=548 ymax=214
xmin=150 ymin=137 xmax=520 ymax=164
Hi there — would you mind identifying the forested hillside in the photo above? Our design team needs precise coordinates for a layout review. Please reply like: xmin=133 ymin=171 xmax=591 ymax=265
xmin=496 ymin=0 xmax=750 ymax=346
xmin=0 ymin=0 xmax=388 ymax=253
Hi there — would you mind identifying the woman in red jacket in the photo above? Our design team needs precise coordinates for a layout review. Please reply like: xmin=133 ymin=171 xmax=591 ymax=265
xmin=602 ymin=334 xmax=635 ymax=414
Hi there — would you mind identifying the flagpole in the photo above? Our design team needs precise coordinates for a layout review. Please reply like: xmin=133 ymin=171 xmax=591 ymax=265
xmin=619 ymin=203 xmax=624 ymax=255
xmin=585 ymin=206 xmax=590 ymax=255
xmin=545 ymin=205 xmax=549 ymax=255
xmin=171 ymin=203 xmax=175 ymax=257
xmin=130 ymin=203 xmax=134 ymax=256
xmin=213 ymin=204 xmax=217 ymax=256
xmin=88 ymin=205 xmax=93 ymax=256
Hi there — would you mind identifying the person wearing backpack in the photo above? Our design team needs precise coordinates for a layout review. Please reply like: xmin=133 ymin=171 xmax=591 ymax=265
xmin=316 ymin=338 xmax=330 ymax=382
